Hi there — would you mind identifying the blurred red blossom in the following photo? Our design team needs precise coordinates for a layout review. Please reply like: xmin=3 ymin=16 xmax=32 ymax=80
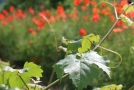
xmin=113 ymin=28 xmax=122 ymax=33
xmin=28 ymin=7 xmax=35 ymax=15
xmin=57 ymin=6 xmax=64 ymax=14
xmin=9 ymin=6 xmax=14 ymax=12
xmin=33 ymin=57 xmax=38 ymax=62
xmin=2 ymin=10 xmax=8 ymax=16
xmin=92 ymin=14 xmax=100 ymax=22
xmin=28 ymin=28 xmax=34 ymax=33
xmin=92 ymin=8 xmax=100 ymax=14
xmin=2 ymin=21 xmax=7 ymax=26
xmin=109 ymin=15 xmax=115 ymax=22
xmin=101 ymin=2 xmax=106 ymax=7
xmin=79 ymin=28 xmax=86 ymax=36
xmin=81 ymin=5 xmax=87 ymax=11
xmin=129 ymin=12 xmax=134 ymax=18
xmin=84 ymin=0 xmax=89 ymax=5
xmin=120 ymin=0 xmax=128 ymax=7
xmin=0 ymin=13 xmax=5 ymax=20
xmin=116 ymin=20 xmax=122 ymax=27
xmin=74 ymin=0 xmax=81 ymax=6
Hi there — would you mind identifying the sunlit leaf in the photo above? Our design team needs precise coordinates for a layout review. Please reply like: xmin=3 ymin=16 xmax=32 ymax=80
xmin=66 ymin=39 xmax=81 ymax=54
xmin=93 ymin=84 xmax=123 ymax=90
xmin=23 ymin=62 xmax=43 ymax=77
xmin=120 ymin=14 xmax=134 ymax=26
xmin=123 ymin=4 xmax=134 ymax=14
xmin=9 ymin=71 xmax=30 ymax=89
xmin=78 ymin=34 xmax=100 ymax=54
xmin=53 ymin=51 xmax=110 ymax=90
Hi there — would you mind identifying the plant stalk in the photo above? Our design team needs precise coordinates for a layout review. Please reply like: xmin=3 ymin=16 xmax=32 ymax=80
xmin=44 ymin=74 xmax=68 ymax=90
xmin=18 ymin=73 xmax=29 ymax=90
xmin=93 ymin=19 xmax=119 ymax=50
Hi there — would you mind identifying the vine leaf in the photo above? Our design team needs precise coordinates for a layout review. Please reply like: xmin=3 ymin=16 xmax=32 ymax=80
xmin=66 ymin=39 xmax=81 ymax=55
xmin=23 ymin=62 xmax=43 ymax=77
xmin=123 ymin=4 xmax=134 ymax=14
xmin=9 ymin=71 xmax=30 ymax=89
xmin=7 ymin=62 xmax=43 ymax=89
xmin=0 ymin=71 xmax=13 ymax=84
xmin=78 ymin=34 xmax=100 ymax=54
xmin=120 ymin=14 xmax=134 ymax=26
xmin=53 ymin=51 xmax=110 ymax=90
xmin=93 ymin=84 xmax=123 ymax=90
xmin=66 ymin=34 xmax=100 ymax=55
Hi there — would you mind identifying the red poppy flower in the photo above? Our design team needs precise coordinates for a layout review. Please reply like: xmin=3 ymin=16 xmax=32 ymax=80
xmin=74 ymin=0 xmax=81 ymax=6
xmin=92 ymin=8 xmax=100 ymax=14
xmin=79 ymin=28 xmax=86 ymax=36
xmin=113 ymin=28 xmax=122 ymax=33
xmin=116 ymin=20 xmax=122 ymax=27
xmin=0 ymin=13 xmax=5 ymax=20
xmin=92 ymin=14 xmax=100 ymax=22
xmin=129 ymin=11 xmax=134 ymax=18
xmin=33 ymin=57 xmax=38 ymax=62
xmin=28 ymin=28 xmax=34 ymax=33
xmin=2 ymin=21 xmax=7 ymax=26
xmin=31 ymin=31 xmax=37 ymax=36
xmin=2 ymin=10 xmax=8 ymax=16
xmin=57 ymin=6 xmax=64 ymax=14
xmin=101 ymin=2 xmax=106 ymax=7
xmin=9 ymin=6 xmax=14 ymax=12
xmin=28 ymin=7 xmax=34 ymax=15
xmin=120 ymin=0 xmax=128 ymax=7
xmin=81 ymin=6 xmax=87 ymax=11
xmin=84 ymin=0 xmax=89 ymax=5
xmin=109 ymin=15 xmax=115 ymax=22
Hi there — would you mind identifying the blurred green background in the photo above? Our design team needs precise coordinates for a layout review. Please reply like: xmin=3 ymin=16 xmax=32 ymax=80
xmin=0 ymin=0 xmax=134 ymax=90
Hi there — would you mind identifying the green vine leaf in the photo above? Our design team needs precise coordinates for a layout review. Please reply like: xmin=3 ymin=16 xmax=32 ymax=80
xmin=23 ymin=62 xmax=43 ymax=77
xmin=120 ymin=14 xmax=134 ymax=26
xmin=9 ymin=71 xmax=31 ymax=89
xmin=8 ymin=62 xmax=43 ymax=89
xmin=66 ymin=39 xmax=81 ymax=55
xmin=123 ymin=4 xmax=134 ymax=14
xmin=66 ymin=34 xmax=100 ymax=55
xmin=78 ymin=34 xmax=100 ymax=54
xmin=53 ymin=51 xmax=110 ymax=90
xmin=0 ymin=71 xmax=12 ymax=84
xmin=93 ymin=84 xmax=123 ymax=90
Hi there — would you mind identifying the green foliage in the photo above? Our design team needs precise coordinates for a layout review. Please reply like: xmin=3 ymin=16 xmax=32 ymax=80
xmin=0 ymin=62 xmax=43 ymax=89
xmin=78 ymin=34 xmax=100 ymax=54
xmin=120 ymin=14 xmax=134 ymax=26
xmin=24 ymin=62 xmax=43 ymax=77
xmin=66 ymin=34 xmax=100 ymax=54
xmin=66 ymin=39 xmax=81 ymax=55
xmin=123 ymin=4 xmax=134 ymax=14
xmin=53 ymin=51 xmax=110 ymax=90
xmin=94 ymin=84 xmax=123 ymax=90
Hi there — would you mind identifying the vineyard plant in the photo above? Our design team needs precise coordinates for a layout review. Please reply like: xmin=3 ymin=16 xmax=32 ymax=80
xmin=0 ymin=0 xmax=134 ymax=90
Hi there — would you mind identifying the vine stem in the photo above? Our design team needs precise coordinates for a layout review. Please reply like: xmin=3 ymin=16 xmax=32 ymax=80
xmin=93 ymin=2 xmax=134 ymax=51
xmin=93 ymin=19 xmax=119 ymax=50
xmin=44 ymin=74 xmax=68 ymax=90
xmin=39 ymin=14 xmax=59 ymax=84
xmin=98 ymin=46 xmax=122 ymax=68
xmin=18 ymin=73 xmax=29 ymax=90
xmin=39 ymin=14 xmax=58 ymax=51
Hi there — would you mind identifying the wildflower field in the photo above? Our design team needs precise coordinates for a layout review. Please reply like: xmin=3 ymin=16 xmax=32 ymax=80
xmin=0 ymin=0 xmax=134 ymax=90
